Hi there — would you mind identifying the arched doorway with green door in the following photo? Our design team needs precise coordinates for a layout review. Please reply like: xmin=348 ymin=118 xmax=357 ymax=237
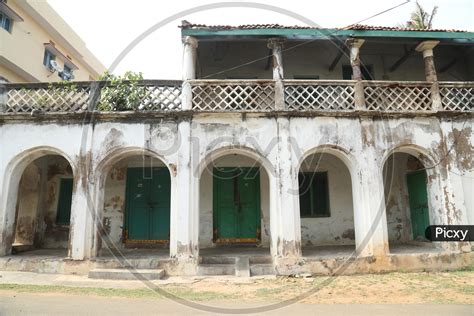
xmin=99 ymin=154 xmax=171 ymax=255
xmin=198 ymin=152 xmax=272 ymax=257
xmin=383 ymin=151 xmax=436 ymax=253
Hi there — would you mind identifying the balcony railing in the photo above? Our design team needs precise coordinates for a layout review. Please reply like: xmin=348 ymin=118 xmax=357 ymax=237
xmin=0 ymin=80 xmax=472 ymax=114
xmin=284 ymin=80 xmax=355 ymax=111
xmin=191 ymin=80 xmax=275 ymax=111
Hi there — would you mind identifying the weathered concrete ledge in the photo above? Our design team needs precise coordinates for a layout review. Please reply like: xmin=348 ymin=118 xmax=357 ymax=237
xmin=0 ymin=109 xmax=472 ymax=125
xmin=0 ymin=251 xmax=471 ymax=277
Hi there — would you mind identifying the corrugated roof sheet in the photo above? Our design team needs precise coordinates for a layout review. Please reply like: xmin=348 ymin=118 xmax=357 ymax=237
xmin=179 ymin=22 xmax=468 ymax=33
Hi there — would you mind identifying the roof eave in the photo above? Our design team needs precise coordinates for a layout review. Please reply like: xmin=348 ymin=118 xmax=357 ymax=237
xmin=181 ymin=28 xmax=474 ymax=41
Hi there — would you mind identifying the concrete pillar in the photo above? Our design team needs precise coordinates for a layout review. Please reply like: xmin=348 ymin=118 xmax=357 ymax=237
xmin=267 ymin=38 xmax=285 ymax=110
xmin=346 ymin=38 xmax=366 ymax=109
xmin=68 ymin=174 xmax=94 ymax=260
xmin=352 ymin=118 xmax=389 ymax=257
xmin=416 ymin=41 xmax=442 ymax=110
xmin=181 ymin=36 xmax=198 ymax=110
xmin=273 ymin=117 xmax=301 ymax=265
xmin=169 ymin=120 xmax=197 ymax=262
xmin=68 ymin=128 xmax=95 ymax=260
xmin=0 ymin=174 xmax=17 ymax=256
xmin=0 ymin=81 xmax=7 ymax=112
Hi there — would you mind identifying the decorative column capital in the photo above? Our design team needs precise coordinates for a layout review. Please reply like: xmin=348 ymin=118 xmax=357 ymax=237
xmin=416 ymin=40 xmax=439 ymax=58
xmin=182 ymin=36 xmax=198 ymax=49
xmin=267 ymin=37 xmax=285 ymax=49
xmin=346 ymin=38 xmax=365 ymax=49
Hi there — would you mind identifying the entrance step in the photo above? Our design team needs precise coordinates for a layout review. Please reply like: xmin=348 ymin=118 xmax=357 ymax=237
xmin=198 ymin=255 xmax=274 ymax=277
xmin=250 ymin=264 xmax=275 ymax=276
xmin=235 ymin=257 xmax=250 ymax=277
xmin=199 ymin=256 xmax=236 ymax=265
xmin=249 ymin=256 xmax=273 ymax=264
xmin=88 ymin=268 xmax=165 ymax=280
xmin=197 ymin=264 xmax=235 ymax=276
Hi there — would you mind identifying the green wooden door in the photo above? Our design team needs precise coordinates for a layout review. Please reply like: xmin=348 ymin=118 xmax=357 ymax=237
xmin=56 ymin=178 xmax=73 ymax=225
xmin=406 ymin=170 xmax=430 ymax=240
xmin=149 ymin=168 xmax=171 ymax=240
xmin=213 ymin=167 xmax=260 ymax=243
xmin=125 ymin=167 xmax=170 ymax=242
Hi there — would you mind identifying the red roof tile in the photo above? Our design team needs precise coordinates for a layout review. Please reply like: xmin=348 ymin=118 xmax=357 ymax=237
xmin=179 ymin=22 xmax=468 ymax=33
xmin=346 ymin=24 xmax=467 ymax=33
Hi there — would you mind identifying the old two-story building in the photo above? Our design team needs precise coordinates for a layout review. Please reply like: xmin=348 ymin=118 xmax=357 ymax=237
xmin=0 ymin=0 xmax=105 ymax=82
xmin=0 ymin=22 xmax=472 ymax=278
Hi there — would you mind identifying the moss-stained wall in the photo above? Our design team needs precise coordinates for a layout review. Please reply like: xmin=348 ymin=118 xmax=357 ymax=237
xmin=13 ymin=155 xmax=72 ymax=250
xmin=383 ymin=153 xmax=426 ymax=243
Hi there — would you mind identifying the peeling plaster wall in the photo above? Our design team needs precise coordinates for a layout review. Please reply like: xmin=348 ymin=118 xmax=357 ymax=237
xmin=299 ymin=153 xmax=355 ymax=246
xmin=199 ymin=155 xmax=270 ymax=248
xmin=40 ymin=155 xmax=73 ymax=248
xmin=101 ymin=156 xmax=167 ymax=250
xmin=13 ymin=163 xmax=40 ymax=245
xmin=448 ymin=123 xmax=474 ymax=225
xmin=1 ymin=114 xmax=472 ymax=259
xmin=383 ymin=153 xmax=422 ymax=243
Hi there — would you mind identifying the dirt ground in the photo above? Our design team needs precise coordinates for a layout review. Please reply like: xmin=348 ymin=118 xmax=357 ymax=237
xmin=0 ymin=268 xmax=473 ymax=305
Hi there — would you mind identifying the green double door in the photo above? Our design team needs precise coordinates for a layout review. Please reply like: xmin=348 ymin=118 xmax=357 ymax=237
xmin=125 ymin=167 xmax=170 ymax=242
xmin=406 ymin=170 xmax=430 ymax=240
xmin=213 ymin=167 xmax=261 ymax=243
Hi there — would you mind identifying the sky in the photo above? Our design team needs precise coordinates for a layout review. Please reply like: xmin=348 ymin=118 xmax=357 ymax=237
xmin=47 ymin=0 xmax=474 ymax=79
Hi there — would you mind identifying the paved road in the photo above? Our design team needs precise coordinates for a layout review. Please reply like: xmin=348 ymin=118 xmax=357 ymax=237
xmin=0 ymin=292 xmax=472 ymax=315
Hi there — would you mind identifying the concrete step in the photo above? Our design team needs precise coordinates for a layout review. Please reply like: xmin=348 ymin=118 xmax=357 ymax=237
xmin=88 ymin=268 xmax=165 ymax=280
xmin=197 ymin=264 xmax=235 ymax=276
xmin=249 ymin=256 xmax=273 ymax=264
xmin=199 ymin=256 xmax=235 ymax=264
xmin=235 ymin=257 xmax=250 ymax=277
xmin=250 ymin=264 xmax=275 ymax=276
xmin=93 ymin=258 xmax=168 ymax=270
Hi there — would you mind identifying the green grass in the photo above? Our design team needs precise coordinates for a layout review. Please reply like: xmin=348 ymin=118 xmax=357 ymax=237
xmin=0 ymin=268 xmax=472 ymax=303
xmin=0 ymin=284 xmax=236 ymax=301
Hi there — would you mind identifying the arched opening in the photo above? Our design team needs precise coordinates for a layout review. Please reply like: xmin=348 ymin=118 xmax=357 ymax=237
xmin=11 ymin=154 xmax=74 ymax=257
xmin=298 ymin=151 xmax=356 ymax=258
xmin=383 ymin=151 xmax=438 ymax=253
xmin=199 ymin=152 xmax=271 ymax=257
xmin=98 ymin=154 xmax=171 ymax=258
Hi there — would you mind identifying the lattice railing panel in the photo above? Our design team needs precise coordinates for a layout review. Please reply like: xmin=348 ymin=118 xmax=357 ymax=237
xmin=364 ymin=83 xmax=432 ymax=111
xmin=97 ymin=82 xmax=182 ymax=111
xmin=3 ymin=81 xmax=183 ymax=113
xmin=5 ymin=84 xmax=91 ymax=113
xmin=285 ymin=82 xmax=355 ymax=111
xmin=3 ymin=80 xmax=473 ymax=114
xmin=191 ymin=81 xmax=275 ymax=111
xmin=139 ymin=85 xmax=182 ymax=111
xmin=440 ymin=85 xmax=473 ymax=112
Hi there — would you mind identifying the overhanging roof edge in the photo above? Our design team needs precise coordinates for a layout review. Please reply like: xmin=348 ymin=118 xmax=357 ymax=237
xmin=181 ymin=28 xmax=474 ymax=41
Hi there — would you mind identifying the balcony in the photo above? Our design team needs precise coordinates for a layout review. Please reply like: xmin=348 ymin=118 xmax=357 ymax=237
xmin=0 ymin=80 xmax=472 ymax=114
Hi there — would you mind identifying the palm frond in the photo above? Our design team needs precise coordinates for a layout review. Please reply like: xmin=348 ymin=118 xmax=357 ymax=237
xmin=427 ymin=6 xmax=438 ymax=29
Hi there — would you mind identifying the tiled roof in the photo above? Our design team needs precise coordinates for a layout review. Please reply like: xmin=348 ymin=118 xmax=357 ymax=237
xmin=180 ymin=22 xmax=320 ymax=30
xmin=346 ymin=24 xmax=467 ymax=33
xmin=180 ymin=22 xmax=468 ymax=33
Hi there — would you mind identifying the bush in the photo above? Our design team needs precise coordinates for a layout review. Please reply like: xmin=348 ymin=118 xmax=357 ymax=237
xmin=97 ymin=71 xmax=145 ymax=111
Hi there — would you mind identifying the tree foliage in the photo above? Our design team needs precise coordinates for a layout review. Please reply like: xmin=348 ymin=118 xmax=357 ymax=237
xmin=97 ymin=71 xmax=145 ymax=111
xmin=399 ymin=1 xmax=438 ymax=30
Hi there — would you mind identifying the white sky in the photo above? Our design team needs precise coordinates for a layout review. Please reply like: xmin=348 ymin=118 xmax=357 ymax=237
xmin=48 ymin=0 xmax=474 ymax=79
